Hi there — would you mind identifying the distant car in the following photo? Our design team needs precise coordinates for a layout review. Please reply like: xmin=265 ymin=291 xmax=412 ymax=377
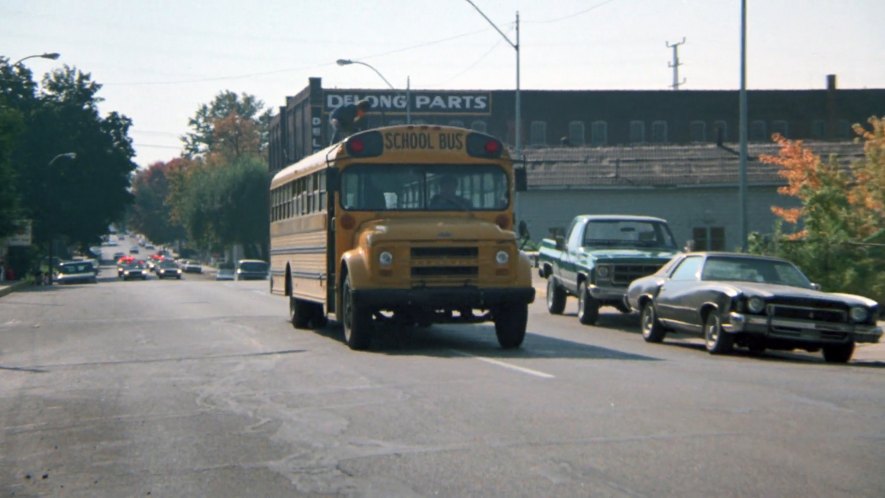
xmin=625 ymin=252 xmax=882 ymax=363
xmin=236 ymin=259 xmax=269 ymax=280
xmin=116 ymin=255 xmax=135 ymax=277
xmin=215 ymin=262 xmax=235 ymax=281
xmin=54 ymin=260 xmax=97 ymax=284
xmin=181 ymin=260 xmax=203 ymax=273
xmin=121 ymin=261 xmax=148 ymax=281
xmin=156 ymin=260 xmax=182 ymax=279
xmin=129 ymin=245 xmax=140 ymax=254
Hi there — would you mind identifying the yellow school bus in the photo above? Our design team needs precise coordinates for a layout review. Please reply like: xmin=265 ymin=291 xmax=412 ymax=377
xmin=269 ymin=125 xmax=535 ymax=350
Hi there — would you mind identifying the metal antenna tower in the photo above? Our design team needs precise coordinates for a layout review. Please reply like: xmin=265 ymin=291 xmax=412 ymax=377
xmin=666 ymin=37 xmax=687 ymax=90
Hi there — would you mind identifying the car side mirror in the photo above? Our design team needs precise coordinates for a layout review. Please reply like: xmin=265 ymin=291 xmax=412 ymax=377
xmin=555 ymin=235 xmax=565 ymax=251
xmin=810 ymin=282 xmax=821 ymax=291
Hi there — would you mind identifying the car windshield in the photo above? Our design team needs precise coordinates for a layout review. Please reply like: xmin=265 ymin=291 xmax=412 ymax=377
xmin=700 ymin=256 xmax=813 ymax=288
xmin=160 ymin=261 xmax=178 ymax=268
xmin=340 ymin=164 xmax=509 ymax=211
xmin=583 ymin=220 xmax=677 ymax=250
xmin=239 ymin=262 xmax=267 ymax=271
xmin=61 ymin=263 xmax=92 ymax=273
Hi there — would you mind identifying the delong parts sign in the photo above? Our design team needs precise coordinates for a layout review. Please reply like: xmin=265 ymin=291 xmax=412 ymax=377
xmin=325 ymin=91 xmax=491 ymax=115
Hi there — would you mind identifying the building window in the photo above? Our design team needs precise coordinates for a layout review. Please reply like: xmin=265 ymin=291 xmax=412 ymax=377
xmin=689 ymin=120 xmax=706 ymax=142
xmin=771 ymin=120 xmax=789 ymax=138
xmin=591 ymin=121 xmax=608 ymax=146
xmin=750 ymin=120 xmax=767 ymax=141
xmin=471 ymin=120 xmax=487 ymax=133
xmin=651 ymin=120 xmax=668 ymax=143
xmin=568 ymin=121 xmax=585 ymax=146
xmin=811 ymin=119 xmax=826 ymax=139
xmin=530 ymin=121 xmax=547 ymax=146
xmin=714 ymin=120 xmax=728 ymax=143
xmin=836 ymin=119 xmax=851 ymax=139
xmin=629 ymin=120 xmax=646 ymax=143
xmin=692 ymin=226 xmax=725 ymax=251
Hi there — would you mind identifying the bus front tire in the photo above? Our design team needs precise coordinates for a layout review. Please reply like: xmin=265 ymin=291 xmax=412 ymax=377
xmin=342 ymin=274 xmax=372 ymax=350
xmin=494 ymin=303 xmax=527 ymax=349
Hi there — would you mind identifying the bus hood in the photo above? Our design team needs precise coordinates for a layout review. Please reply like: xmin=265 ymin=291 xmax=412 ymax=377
xmin=359 ymin=217 xmax=515 ymax=243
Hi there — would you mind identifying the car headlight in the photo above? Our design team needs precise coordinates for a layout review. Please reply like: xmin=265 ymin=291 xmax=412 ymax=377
xmin=747 ymin=296 xmax=766 ymax=314
xmin=379 ymin=251 xmax=393 ymax=266
xmin=849 ymin=306 xmax=869 ymax=323
xmin=596 ymin=265 xmax=611 ymax=279
xmin=495 ymin=250 xmax=509 ymax=265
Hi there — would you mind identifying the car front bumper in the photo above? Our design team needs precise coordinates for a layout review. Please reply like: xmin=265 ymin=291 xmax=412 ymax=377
xmin=724 ymin=312 xmax=882 ymax=344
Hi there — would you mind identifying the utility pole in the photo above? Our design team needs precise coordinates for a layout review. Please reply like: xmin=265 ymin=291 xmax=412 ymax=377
xmin=666 ymin=37 xmax=686 ymax=90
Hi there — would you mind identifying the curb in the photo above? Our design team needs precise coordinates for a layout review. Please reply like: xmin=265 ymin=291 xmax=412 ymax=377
xmin=0 ymin=280 xmax=31 ymax=298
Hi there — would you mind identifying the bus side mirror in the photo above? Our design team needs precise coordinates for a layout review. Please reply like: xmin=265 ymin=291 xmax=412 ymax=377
xmin=514 ymin=168 xmax=527 ymax=192
xmin=326 ymin=168 xmax=339 ymax=191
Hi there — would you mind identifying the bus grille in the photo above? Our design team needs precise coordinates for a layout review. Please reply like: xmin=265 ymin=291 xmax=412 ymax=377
xmin=410 ymin=246 xmax=479 ymax=284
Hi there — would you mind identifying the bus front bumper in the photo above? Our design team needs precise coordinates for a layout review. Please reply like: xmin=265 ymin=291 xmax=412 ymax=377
xmin=353 ymin=286 xmax=536 ymax=310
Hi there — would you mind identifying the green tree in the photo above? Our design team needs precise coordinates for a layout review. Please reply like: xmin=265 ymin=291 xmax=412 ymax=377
xmin=0 ymin=98 xmax=24 ymax=238
xmin=181 ymin=90 xmax=271 ymax=159
xmin=2 ymin=62 xmax=136 ymax=254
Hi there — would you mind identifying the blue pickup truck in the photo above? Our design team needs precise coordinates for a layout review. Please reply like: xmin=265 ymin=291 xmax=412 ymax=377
xmin=538 ymin=215 xmax=680 ymax=325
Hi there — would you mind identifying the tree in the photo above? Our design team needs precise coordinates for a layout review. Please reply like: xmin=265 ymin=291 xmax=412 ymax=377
xmin=758 ymin=123 xmax=884 ymax=302
xmin=181 ymin=90 xmax=270 ymax=159
xmin=0 ymin=97 xmax=24 ymax=238
xmin=130 ymin=160 xmax=187 ymax=245
xmin=2 ymin=62 xmax=136 ymax=254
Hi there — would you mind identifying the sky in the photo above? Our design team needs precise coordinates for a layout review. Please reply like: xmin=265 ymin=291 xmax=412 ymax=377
xmin=3 ymin=0 xmax=884 ymax=168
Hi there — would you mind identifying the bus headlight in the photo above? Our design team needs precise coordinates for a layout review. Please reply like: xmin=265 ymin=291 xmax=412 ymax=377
xmin=379 ymin=251 xmax=393 ymax=266
xmin=849 ymin=306 xmax=868 ymax=323
xmin=495 ymin=250 xmax=509 ymax=265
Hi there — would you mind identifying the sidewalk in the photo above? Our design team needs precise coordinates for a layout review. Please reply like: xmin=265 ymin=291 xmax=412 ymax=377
xmin=0 ymin=280 xmax=30 ymax=298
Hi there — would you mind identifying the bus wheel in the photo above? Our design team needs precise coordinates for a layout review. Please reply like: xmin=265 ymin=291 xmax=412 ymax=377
xmin=342 ymin=273 xmax=372 ymax=350
xmin=494 ymin=303 xmax=527 ymax=349
xmin=289 ymin=296 xmax=311 ymax=329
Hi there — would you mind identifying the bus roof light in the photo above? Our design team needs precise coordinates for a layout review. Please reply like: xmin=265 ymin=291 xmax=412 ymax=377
xmin=466 ymin=132 xmax=503 ymax=158
xmin=345 ymin=131 xmax=383 ymax=157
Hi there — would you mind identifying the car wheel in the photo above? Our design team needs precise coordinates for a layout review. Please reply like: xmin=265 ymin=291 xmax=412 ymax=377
xmin=342 ymin=273 xmax=372 ymax=350
xmin=494 ymin=303 xmax=528 ymax=349
xmin=822 ymin=342 xmax=854 ymax=363
xmin=546 ymin=277 xmax=566 ymax=315
xmin=289 ymin=296 xmax=311 ymax=329
xmin=640 ymin=302 xmax=666 ymax=343
xmin=704 ymin=311 xmax=733 ymax=354
xmin=577 ymin=281 xmax=599 ymax=325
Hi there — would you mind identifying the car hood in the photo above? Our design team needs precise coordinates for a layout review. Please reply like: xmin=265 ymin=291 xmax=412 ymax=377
xmin=584 ymin=248 xmax=678 ymax=262
xmin=725 ymin=282 xmax=878 ymax=307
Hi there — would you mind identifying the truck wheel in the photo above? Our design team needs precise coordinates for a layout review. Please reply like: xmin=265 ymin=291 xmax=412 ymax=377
xmin=822 ymin=342 xmax=854 ymax=363
xmin=546 ymin=277 xmax=566 ymax=314
xmin=289 ymin=296 xmax=311 ymax=329
xmin=577 ymin=281 xmax=599 ymax=325
xmin=704 ymin=311 xmax=733 ymax=354
xmin=640 ymin=302 xmax=666 ymax=343
xmin=494 ymin=303 xmax=527 ymax=349
xmin=342 ymin=273 xmax=372 ymax=350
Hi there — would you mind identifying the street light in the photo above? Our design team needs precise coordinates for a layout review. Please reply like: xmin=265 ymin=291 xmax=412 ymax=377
xmin=13 ymin=52 xmax=60 ymax=66
xmin=45 ymin=152 xmax=76 ymax=286
xmin=465 ymin=1 xmax=520 ymax=157
xmin=336 ymin=58 xmax=411 ymax=123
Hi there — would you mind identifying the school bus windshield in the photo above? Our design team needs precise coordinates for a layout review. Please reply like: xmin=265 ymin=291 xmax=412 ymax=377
xmin=340 ymin=163 xmax=509 ymax=211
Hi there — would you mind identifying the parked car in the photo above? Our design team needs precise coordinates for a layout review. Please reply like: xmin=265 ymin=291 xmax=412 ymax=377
xmin=539 ymin=215 xmax=679 ymax=324
xmin=215 ymin=262 xmax=235 ymax=281
xmin=180 ymin=260 xmax=203 ymax=273
xmin=625 ymin=252 xmax=882 ymax=363
xmin=236 ymin=259 xmax=269 ymax=280
xmin=155 ymin=260 xmax=182 ymax=279
xmin=121 ymin=261 xmax=148 ymax=281
xmin=54 ymin=260 xmax=97 ymax=284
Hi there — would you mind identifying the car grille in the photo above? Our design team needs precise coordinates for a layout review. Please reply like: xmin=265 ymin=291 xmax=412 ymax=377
xmin=410 ymin=246 xmax=479 ymax=284
xmin=767 ymin=303 xmax=846 ymax=324
xmin=611 ymin=263 xmax=666 ymax=285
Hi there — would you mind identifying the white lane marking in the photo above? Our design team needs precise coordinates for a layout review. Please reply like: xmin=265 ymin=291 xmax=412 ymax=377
xmin=451 ymin=349 xmax=555 ymax=379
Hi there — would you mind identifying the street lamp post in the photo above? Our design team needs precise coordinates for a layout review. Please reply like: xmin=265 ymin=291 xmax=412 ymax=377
xmin=13 ymin=52 xmax=60 ymax=66
xmin=738 ymin=0 xmax=749 ymax=252
xmin=465 ymin=1 xmax=520 ymax=158
xmin=336 ymin=59 xmax=411 ymax=124
xmin=45 ymin=152 xmax=76 ymax=286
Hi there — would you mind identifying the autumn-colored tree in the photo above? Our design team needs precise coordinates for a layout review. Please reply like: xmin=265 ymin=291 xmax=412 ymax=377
xmin=757 ymin=120 xmax=885 ymax=303
xmin=130 ymin=160 xmax=187 ymax=246
xmin=181 ymin=90 xmax=270 ymax=160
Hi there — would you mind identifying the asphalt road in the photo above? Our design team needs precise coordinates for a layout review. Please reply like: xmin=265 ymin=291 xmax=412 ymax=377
xmin=1 ymin=250 xmax=884 ymax=496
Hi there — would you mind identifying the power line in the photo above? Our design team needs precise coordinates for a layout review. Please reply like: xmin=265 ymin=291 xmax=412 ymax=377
xmin=666 ymin=37 xmax=687 ymax=90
